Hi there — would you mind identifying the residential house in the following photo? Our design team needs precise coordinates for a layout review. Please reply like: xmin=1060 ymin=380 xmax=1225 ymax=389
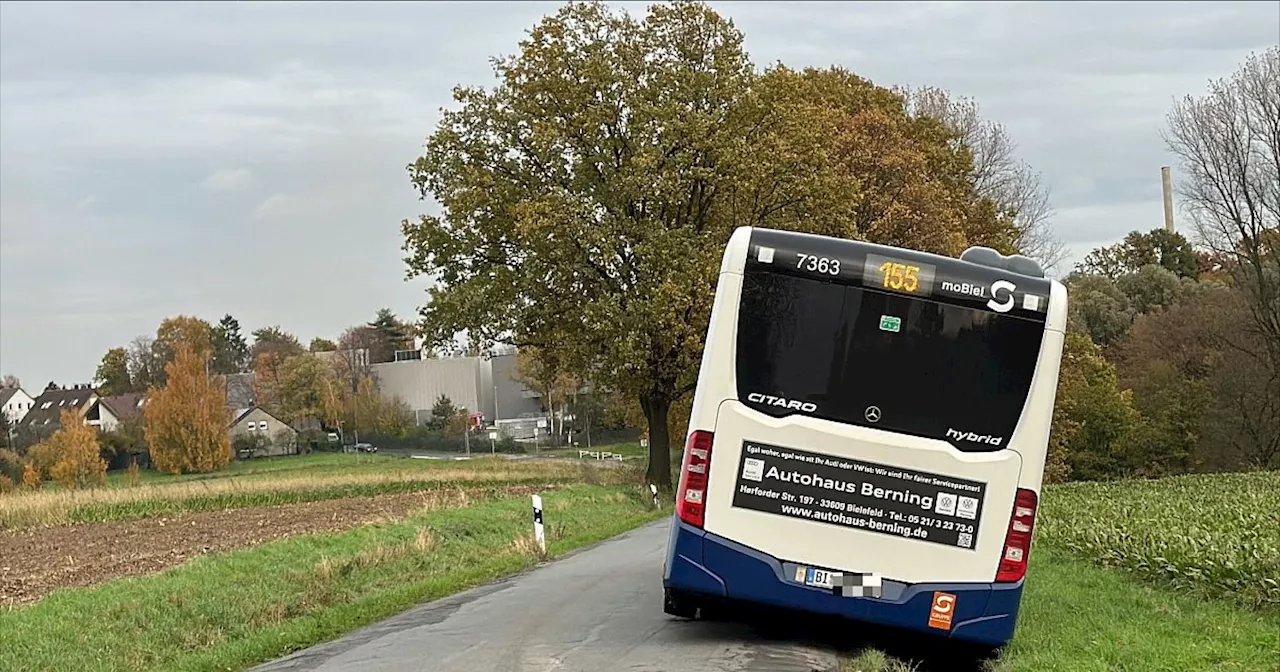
xmin=84 ymin=392 xmax=148 ymax=433
xmin=18 ymin=385 xmax=100 ymax=436
xmin=229 ymin=405 xmax=297 ymax=458
xmin=0 ymin=386 xmax=36 ymax=426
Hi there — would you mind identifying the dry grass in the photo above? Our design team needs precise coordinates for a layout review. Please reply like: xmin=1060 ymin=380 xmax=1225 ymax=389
xmin=509 ymin=531 xmax=551 ymax=561
xmin=314 ymin=523 xmax=539 ymax=585
xmin=0 ymin=459 xmax=635 ymax=531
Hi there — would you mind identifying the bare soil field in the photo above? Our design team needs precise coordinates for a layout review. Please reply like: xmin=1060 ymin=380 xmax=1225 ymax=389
xmin=0 ymin=484 xmax=549 ymax=606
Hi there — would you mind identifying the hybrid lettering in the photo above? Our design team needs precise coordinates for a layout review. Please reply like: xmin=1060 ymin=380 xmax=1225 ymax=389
xmin=946 ymin=428 xmax=1004 ymax=447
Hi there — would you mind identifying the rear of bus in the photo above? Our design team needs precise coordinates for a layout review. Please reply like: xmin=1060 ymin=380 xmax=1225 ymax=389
xmin=662 ymin=226 xmax=1068 ymax=647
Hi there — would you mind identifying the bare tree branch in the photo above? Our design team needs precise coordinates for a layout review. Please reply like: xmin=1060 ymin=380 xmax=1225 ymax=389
xmin=901 ymin=85 xmax=1066 ymax=271
xmin=1162 ymin=46 xmax=1280 ymax=368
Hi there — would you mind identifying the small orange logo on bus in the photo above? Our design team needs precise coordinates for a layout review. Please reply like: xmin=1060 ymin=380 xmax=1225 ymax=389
xmin=928 ymin=592 xmax=956 ymax=630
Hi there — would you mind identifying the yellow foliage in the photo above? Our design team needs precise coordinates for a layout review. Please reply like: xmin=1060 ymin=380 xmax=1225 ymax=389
xmin=156 ymin=315 xmax=215 ymax=364
xmin=46 ymin=410 xmax=107 ymax=489
xmin=19 ymin=410 xmax=107 ymax=490
xmin=21 ymin=462 xmax=42 ymax=489
xmin=144 ymin=342 xmax=232 ymax=475
xmin=0 ymin=474 xmax=13 ymax=494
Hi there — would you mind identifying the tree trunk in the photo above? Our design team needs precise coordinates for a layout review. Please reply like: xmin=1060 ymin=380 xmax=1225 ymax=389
xmin=641 ymin=394 xmax=673 ymax=492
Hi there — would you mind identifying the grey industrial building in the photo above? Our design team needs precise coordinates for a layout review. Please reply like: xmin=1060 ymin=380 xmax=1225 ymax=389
xmin=371 ymin=352 xmax=544 ymax=426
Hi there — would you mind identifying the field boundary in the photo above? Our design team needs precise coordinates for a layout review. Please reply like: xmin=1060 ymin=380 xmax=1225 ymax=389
xmin=247 ymin=515 xmax=671 ymax=671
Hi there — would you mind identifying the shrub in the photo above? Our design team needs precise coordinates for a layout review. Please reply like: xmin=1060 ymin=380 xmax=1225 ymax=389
xmin=0 ymin=448 xmax=22 ymax=482
xmin=0 ymin=474 xmax=13 ymax=494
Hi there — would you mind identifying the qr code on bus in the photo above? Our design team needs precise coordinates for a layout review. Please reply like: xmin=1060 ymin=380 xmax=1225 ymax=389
xmin=957 ymin=533 xmax=973 ymax=549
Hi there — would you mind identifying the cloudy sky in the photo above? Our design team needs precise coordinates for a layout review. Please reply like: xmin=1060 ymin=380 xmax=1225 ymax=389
xmin=1 ymin=1 xmax=1277 ymax=387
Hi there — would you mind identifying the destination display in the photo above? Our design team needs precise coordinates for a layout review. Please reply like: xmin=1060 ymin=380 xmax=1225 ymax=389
xmin=744 ymin=228 xmax=1051 ymax=321
xmin=732 ymin=440 xmax=988 ymax=550
xmin=863 ymin=253 xmax=939 ymax=297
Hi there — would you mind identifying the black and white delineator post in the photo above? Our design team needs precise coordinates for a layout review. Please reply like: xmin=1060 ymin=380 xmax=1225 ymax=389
xmin=650 ymin=484 xmax=659 ymax=508
xmin=532 ymin=494 xmax=546 ymax=554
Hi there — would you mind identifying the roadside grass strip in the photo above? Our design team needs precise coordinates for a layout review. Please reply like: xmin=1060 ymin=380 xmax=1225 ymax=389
xmin=838 ymin=534 xmax=1279 ymax=671
xmin=0 ymin=484 xmax=667 ymax=672
xmin=991 ymin=545 xmax=1280 ymax=672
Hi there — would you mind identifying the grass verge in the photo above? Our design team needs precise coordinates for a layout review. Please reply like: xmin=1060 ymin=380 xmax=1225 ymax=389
xmin=838 ymin=544 xmax=1279 ymax=672
xmin=0 ymin=483 xmax=667 ymax=672
xmin=1 ymin=455 xmax=634 ymax=530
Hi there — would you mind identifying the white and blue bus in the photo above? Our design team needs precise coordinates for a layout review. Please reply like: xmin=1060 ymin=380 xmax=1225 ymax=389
xmin=662 ymin=226 xmax=1068 ymax=648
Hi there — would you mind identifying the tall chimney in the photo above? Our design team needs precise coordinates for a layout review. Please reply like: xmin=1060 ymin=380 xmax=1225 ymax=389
xmin=1161 ymin=166 xmax=1175 ymax=232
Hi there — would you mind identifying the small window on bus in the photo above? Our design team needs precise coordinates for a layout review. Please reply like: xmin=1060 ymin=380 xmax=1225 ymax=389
xmin=735 ymin=268 xmax=1044 ymax=451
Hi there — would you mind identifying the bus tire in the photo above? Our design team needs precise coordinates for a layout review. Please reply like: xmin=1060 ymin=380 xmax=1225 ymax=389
xmin=698 ymin=599 xmax=730 ymax=621
xmin=663 ymin=588 xmax=698 ymax=619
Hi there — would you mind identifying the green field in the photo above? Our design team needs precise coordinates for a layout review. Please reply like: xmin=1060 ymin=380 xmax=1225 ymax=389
xmin=840 ymin=471 xmax=1280 ymax=671
xmin=1037 ymin=471 xmax=1280 ymax=613
xmin=7 ymin=454 xmax=1276 ymax=672
xmin=1 ymin=483 xmax=667 ymax=672
xmin=1 ymin=453 xmax=631 ymax=529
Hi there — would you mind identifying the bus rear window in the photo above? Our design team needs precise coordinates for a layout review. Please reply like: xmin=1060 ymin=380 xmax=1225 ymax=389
xmin=735 ymin=269 xmax=1044 ymax=451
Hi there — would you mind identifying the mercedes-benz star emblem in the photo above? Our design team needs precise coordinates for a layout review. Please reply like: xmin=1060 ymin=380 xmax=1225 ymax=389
xmin=865 ymin=406 xmax=882 ymax=423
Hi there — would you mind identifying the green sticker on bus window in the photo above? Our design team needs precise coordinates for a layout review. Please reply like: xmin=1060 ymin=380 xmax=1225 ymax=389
xmin=879 ymin=315 xmax=901 ymax=333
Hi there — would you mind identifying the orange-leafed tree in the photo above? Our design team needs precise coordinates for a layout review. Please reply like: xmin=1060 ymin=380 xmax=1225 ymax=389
xmin=24 ymin=409 xmax=108 ymax=489
xmin=156 ymin=315 xmax=216 ymax=366
xmin=46 ymin=409 xmax=108 ymax=489
xmin=144 ymin=342 xmax=232 ymax=474
xmin=21 ymin=462 xmax=41 ymax=489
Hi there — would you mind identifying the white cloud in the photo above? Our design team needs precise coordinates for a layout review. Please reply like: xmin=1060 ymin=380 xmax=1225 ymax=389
xmin=0 ymin=0 xmax=1276 ymax=386
xmin=201 ymin=167 xmax=254 ymax=192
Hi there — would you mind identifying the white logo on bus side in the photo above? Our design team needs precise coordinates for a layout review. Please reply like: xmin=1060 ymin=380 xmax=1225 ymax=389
xmin=987 ymin=280 xmax=1017 ymax=313
xmin=747 ymin=393 xmax=817 ymax=413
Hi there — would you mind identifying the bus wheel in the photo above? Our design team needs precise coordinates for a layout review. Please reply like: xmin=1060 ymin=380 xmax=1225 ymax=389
xmin=698 ymin=599 xmax=730 ymax=621
xmin=663 ymin=588 xmax=698 ymax=619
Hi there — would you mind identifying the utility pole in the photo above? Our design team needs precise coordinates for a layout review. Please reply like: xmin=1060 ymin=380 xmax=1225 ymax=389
xmin=1161 ymin=166 xmax=1175 ymax=232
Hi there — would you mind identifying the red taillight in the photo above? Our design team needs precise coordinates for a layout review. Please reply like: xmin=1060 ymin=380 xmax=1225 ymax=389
xmin=676 ymin=430 xmax=714 ymax=528
xmin=996 ymin=488 xmax=1038 ymax=583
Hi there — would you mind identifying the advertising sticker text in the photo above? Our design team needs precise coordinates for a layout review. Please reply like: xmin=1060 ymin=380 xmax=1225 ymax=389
xmin=732 ymin=441 xmax=987 ymax=549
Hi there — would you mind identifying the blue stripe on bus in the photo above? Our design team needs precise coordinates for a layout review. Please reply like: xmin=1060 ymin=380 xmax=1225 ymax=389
xmin=663 ymin=517 xmax=1024 ymax=647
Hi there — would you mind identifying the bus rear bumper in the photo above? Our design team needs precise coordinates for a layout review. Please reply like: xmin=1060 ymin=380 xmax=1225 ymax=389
xmin=662 ymin=518 xmax=1023 ymax=648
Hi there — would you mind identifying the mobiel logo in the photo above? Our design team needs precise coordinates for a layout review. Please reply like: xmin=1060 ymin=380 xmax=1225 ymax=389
xmin=940 ymin=280 xmax=985 ymax=298
xmin=747 ymin=392 xmax=817 ymax=413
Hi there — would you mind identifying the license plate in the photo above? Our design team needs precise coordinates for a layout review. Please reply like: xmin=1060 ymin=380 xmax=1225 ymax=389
xmin=804 ymin=567 xmax=836 ymax=589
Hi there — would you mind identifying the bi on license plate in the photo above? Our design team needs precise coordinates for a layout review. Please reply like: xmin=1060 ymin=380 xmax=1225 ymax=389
xmin=801 ymin=566 xmax=837 ymax=589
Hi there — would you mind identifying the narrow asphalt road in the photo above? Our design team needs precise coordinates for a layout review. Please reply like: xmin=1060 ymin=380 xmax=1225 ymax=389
xmin=250 ymin=518 xmax=840 ymax=672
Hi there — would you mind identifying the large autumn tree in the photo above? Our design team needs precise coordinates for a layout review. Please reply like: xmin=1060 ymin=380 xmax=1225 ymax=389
xmin=155 ymin=315 xmax=215 ymax=367
xmin=144 ymin=342 xmax=232 ymax=474
xmin=402 ymin=1 xmax=1025 ymax=489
